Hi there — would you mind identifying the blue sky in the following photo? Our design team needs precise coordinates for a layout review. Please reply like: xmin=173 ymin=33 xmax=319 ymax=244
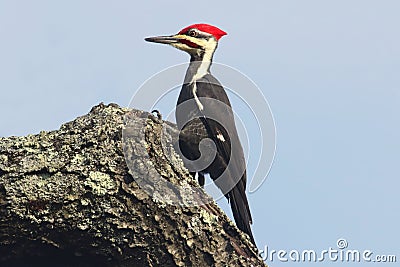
xmin=1 ymin=1 xmax=399 ymax=265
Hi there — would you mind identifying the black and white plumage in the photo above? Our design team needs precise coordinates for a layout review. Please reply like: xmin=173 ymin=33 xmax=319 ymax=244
xmin=145 ymin=24 xmax=255 ymax=244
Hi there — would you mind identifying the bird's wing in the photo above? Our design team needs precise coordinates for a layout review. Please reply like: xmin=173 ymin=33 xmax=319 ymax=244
xmin=195 ymin=74 xmax=254 ymax=242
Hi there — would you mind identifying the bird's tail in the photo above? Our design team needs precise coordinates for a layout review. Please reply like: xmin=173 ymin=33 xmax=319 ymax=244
xmin=229 ymin=176 xmax=255 ymax=244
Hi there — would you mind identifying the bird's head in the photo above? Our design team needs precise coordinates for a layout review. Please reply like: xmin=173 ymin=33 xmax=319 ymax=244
xmin=145 ymin=24 xmax=227 ymax=59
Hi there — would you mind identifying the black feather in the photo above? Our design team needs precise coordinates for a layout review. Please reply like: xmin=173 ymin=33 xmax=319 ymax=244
xmin=176 ymin=73 xmax=255 ymax=244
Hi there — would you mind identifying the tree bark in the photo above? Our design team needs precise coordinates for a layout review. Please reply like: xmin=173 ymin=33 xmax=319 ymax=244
xmin=0 ymin=103 xmax=266 ymax=267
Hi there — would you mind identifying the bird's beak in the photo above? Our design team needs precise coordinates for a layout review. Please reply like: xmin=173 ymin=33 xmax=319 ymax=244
xmin=145 ymin=35 xmax=180 ymax=45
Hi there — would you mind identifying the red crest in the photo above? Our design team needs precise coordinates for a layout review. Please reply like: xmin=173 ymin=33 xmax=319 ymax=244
xmin=178 ymin=24 xmax=227 ymax=40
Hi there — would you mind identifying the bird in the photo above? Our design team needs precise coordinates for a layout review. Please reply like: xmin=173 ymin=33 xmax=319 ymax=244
xmin=145 ymin=24 xmax=255 ymax=244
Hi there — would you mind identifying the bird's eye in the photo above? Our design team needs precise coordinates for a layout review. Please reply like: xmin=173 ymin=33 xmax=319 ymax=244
xmin=188 ymin=29 xmax=198 ymax=37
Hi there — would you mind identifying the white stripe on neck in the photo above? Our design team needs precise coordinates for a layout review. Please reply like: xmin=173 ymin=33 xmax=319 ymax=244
xmin=192 ymin=81 xmax=204 ymax=111
xmin=190 ymin=39 xmax=216 ymax=112
xmin=191 ymin=50 xmax=213 ymax=82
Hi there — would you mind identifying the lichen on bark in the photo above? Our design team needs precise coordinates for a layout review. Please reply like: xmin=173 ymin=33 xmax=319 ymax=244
xmin=0 ymin=103 xmax=266 ymax=267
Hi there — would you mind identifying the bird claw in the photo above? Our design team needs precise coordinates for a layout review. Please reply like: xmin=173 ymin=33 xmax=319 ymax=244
xmin=151 ymin=110 xmax=162 ymax=120
xmin=149 ymin=109 xmax=163 ymax=123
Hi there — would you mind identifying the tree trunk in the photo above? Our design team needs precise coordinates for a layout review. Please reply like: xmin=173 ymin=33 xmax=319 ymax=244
xmin=0 ymin=103 xmax=266 ymax=267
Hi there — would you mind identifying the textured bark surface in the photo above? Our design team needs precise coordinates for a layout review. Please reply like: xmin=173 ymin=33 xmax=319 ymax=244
xmin=0 ymin=103 xmax=266 ymax=267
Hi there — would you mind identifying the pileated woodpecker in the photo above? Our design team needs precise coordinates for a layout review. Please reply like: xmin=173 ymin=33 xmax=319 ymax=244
xmin=145 ymin=24 xmax=255 ymax=244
